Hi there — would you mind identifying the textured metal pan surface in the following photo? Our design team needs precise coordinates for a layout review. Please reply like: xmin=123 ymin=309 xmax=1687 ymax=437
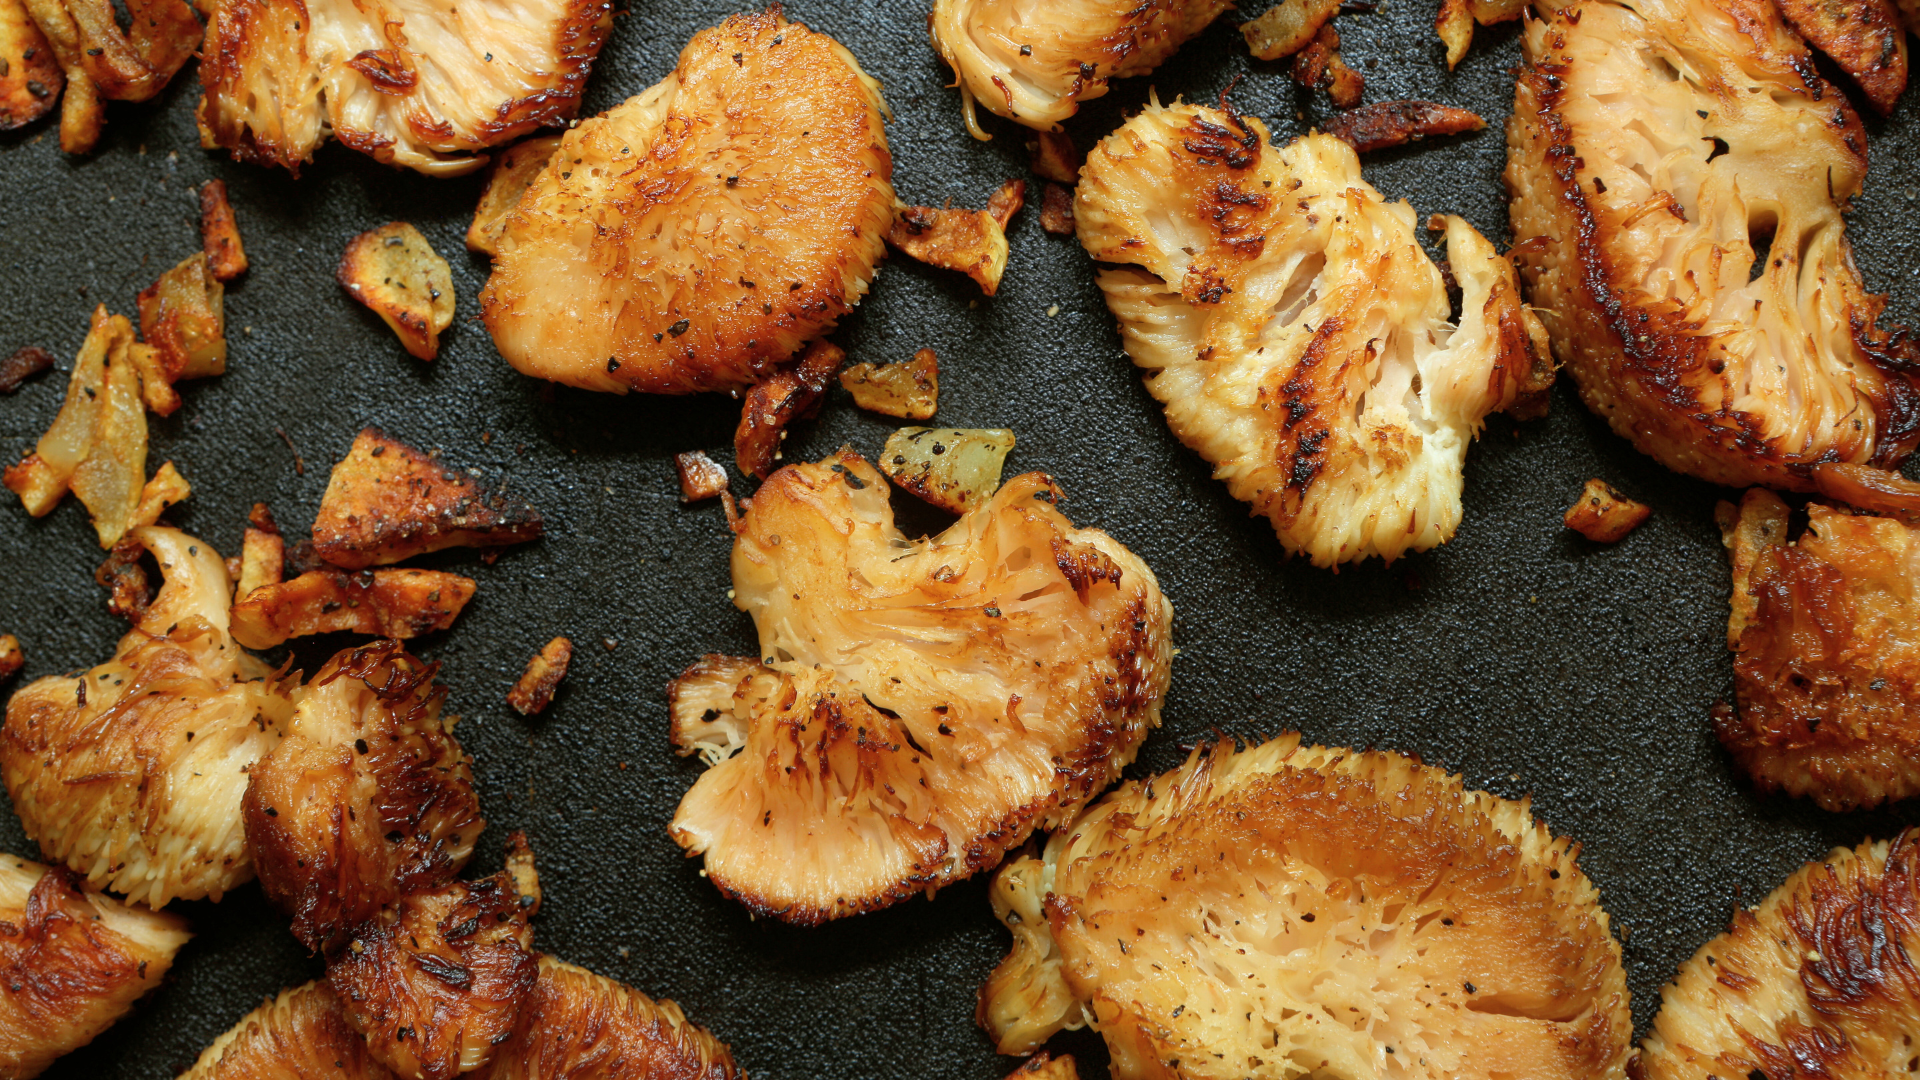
xmin=5 ymin=1 xmax=1920 ymax=1077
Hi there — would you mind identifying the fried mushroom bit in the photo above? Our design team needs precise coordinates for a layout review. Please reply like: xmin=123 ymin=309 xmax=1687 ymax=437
xmin=485 ymin=958 xmax=743 ymax=1079
xmin=1323 ymin=99 xmax=1486 ymax=153
xmin=234 ymin=502 xmax=284 ymax=601
xmin=0 ymin=856 xmax=191 ymax=1080
xmin=0 ymin=0 xmax=59 ymax=131
xmin=986 ymin=178 xmax=1026 ymax=228
xmin=199 ymin=180 xmax=249 ymax=282
xmin=229 ymin=567 xmax=476 ymax=650
xmin=1242 ymin=0 xmax=1340 ymax=60
xmin=245 ymin=640 xmax=482 ymax=951
xmin=880 ymin=426 xmax=1015 ymax=514
xmin=1006 ymin=1054 xmax=1080 ymax=1080
xmin=1713 ymin=486 xmax=1920 ymax=811
xmin=328 ymin=843 xmax=541 ymax=1080
xmin=339 ymin=224 xmax=455 ymax=361
xmin=980 ymin=734 xmax=1632 ymax=1079
xmin=93 ymin=534 xmax=153 ymax=620
xmin=136 ymin=252 xmax=227 ymax=411
xmin=1435 ymin=0 xmax=1524 ymax=69
xmin=178 ymin=981 xmax=394 ymax=1080
xmin=674 ymin=451 xmax=728 ymax=503
xmin=1564 ymin=479 xmax=1650 ymax=543
xmin=1079 ymin=101 xmax=1551 ymax=566
xmin=312 ymin=428 xmax=544 ymax=568
xmin=0 ymin=635 xmax=19 ymax=683
xmin=22 ymin=0 xmax=198 ymax=152
xmin=1290 ymin=23 xmax=1363 ymax=109
xmin=1774 ymin=0 xmax=1907 ymax=114
xmin=0 ymin=346 xmax=53 ymax=394
xmin=840 ymin=348 xmax=939 ymax=420
xmin=669 ymin=450 xmax=1173 ymax=923
xmin=1039 ymin=183 xmax=1075 ymax=235
xmin=1028 ymin=129 xmax=1079 ymax=184
xmin=507 ymin=636 xmax=571 ymax=716
xmin=1 ymin=528 xmax=297 ymax=907
xmin=887 ymin=202 xmax=1011 ymax=296
xmin=1637 ymin=830 xmax=1920 ymax=1080
xmin=735 ymin=339 xmax=844 ymax=480
xmin=481 ymin=12 xmax=894 ymax=396
xmin=466 ymin=134 xmax=561 ymax=257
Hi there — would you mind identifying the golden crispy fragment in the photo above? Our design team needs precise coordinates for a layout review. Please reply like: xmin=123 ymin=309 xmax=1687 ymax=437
xmin=131 ymin=459 xmax=188 ymax=530
xmin=979 ymin=734 xmax=1632 ymax=1079
xmin=179 ymin=981 xmax=395 ymax=1080
xmin=1028 ymin=129 xmax=1079 ymax=184
xmin=482 ymin=12 xmax=894 ymax=395
xmin=53 ymin=63 xmax=95 ymax=151
xmin=1039 ymin=182 xmax=1074 ymax=235
xmin=1563 ymin=479 xmax=1649 ymax=543
xmin=67 ymin=319 xmax=147 ymax=548
xmin=484 ymin=957 xmax=743 ymax=1080
xmin=1637 ymin=830 xmax=1920 ymax=1080
xmin=670 ymin=450 xmax=1173 ymax=923
xmin=329 ymin=847 xmax=540 ymax=1080
xmin=1243 ymin=0 xmax=1340 ymax=60
xmin=312 ymin=428 xmax=544 ymax=568
xmin=0 ymin=635 xmax=19 ymax=683
xmin=229 ymin=567 xmax=476 ymax=650
xmin=0 ymin=856 xmax=191 ymax=1080
xmin=1775 ymin=0 xmax=1907 ymax=113
xmin=1006 ymin=1053 xmax=1079 ymax=1080
xmin=244 ymin=641 xmax=481 ymax=952
xmin=0 ymin=0 xmax=60 ymax=130
xmin=21 ymin=0 xmax=195 ymax=101
xmin=1437 ymin=0 xmax=1524 ymax=69
xmin=93 ymin=534 xmax=152 ymax=621
xmin=1713 ymin=487 xmax=1920 ymax=810
xmin=507 ymin=636 xmax=571 ymax=716
xmin=987 ymin=178 xmax=1026 ymax=229
xmin=887 ymin=204 xmax=1010 ymax=295
xmin=339 ymin=223 xmax=455 ymax=361
xmin=136 ymin=251 xmax=227 ymax=385
xmin=0 ymin=346 xmax=53 ymax=393
xmin=1080 ymin=102 xmax=1552 ymax=566
xmin=929 ymin=0 xmax=1234 ymax=136
xmin=1323 ymin=99 xmax=1485 ymax=153
xmin=1811 ymin=461 xmax=1920 ymax=524
xmin=124 ymin=342 xmax=179 ymax=416
xmin=199 ymin=180 xmax=249 ymax=282
xmin=466 ymin=134 xmax=561 ymax=256
xmin=674 ymin=451 xmax=728 ymax=503
xmin=1508 ymin=0 xmax=1920 ymax=489
xmin=2 ymin=528 xmax=297 ymax=907
xmin=1291 ymin=23 xmax=1363 ymax=109
xmin=4 ymin=306 xmax=123 ymax=517
xmin=235 ymin=502 xmax=284 ymax=601
xmin=879 ymin=426 xmax=1015 ymax=514
xmin=734 ymin=339 xmax=844 ymax=480
xmin=840 ymin=348 xmax=939 ymax=420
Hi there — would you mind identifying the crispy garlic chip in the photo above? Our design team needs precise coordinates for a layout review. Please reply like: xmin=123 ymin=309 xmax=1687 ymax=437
xmin=879 ymin=426 xmax=1016 ymax=513
xmin=179 ymin=981 xmax=396 ymax=1080
xmin=1 ymin=528 xmax=297 ymax=907
xmin=887 ymin=202 xmax=1010 ymax=295
xmin=1563 ymin=479 xmax=1649 ymax=543
xmin=928 ymin=0 xmax=1234 ymax=137
xmin=1638 ymin=829 xmax=1920 ymax=1080
xmin=841 ymin=348 xmax=939 ymax=420
xmin=339 ymin=223 xmax=456 ymax=361
xmin=312 ymin=427 xmax=543 ymax=568
xmin=0 ymin=856 xmax=190 ymax=1079
xmin=1507 ymin=0 xmax=1920 ymax=489
xmin=669 ymin=449 xmax=1173 ymax=923
xmin=195 ymin=0 xmax=611 ymax=174
xmin=1713 ymin=484 xmax=1920 ymax=810
xmin=328 ymin=841 xmax=541 ymax=1080
xmin=230 ymin=567 xmax=476 ymax=650
xmin=244 ymin=640 xmax=482 ymax=952
xmin=136 ymin=251 xmax=228 ymax=399
xmin=0 ymin=0 xmax=61 ymax=131
xmin=980 ymin=734 xmax=1632 ymax=1080
xmin=467 ymin=134 xmax=561 ymax=256
xmin=1079 ymin=99 xmax=1551 ymax=567
xmin=482 ymin=11 xmax=895 ymax=395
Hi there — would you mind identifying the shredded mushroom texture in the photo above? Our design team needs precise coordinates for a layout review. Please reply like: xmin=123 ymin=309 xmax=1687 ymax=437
xmin=1078 ymin=99 xmax=1552 ymax=567
xmin=980 ymin=733 xmax=1633 ymax=1080
xmin=668 ymin=449 xmax=1173 ymax=924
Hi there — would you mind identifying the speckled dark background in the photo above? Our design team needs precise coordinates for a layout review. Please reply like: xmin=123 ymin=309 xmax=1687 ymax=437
xmin=4 ymin=1 xmax=1920 ymax=1076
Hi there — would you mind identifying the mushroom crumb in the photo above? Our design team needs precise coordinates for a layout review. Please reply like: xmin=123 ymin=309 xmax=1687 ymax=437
xmin=1563 ymin=479 xmax=1650 ymax=543
xmin=675 ymin=451 xmax=730 ymax=502
xmin=0 ymin=635 xmax=20 ymax=683
xmin=508 ymin=637 xmax=573 ymax=716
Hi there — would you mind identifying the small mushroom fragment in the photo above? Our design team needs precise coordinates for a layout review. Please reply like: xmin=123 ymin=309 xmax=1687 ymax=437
xmin=1028 ymin=129 xmax=1080 ymax=184
xmin=986 ymin=179 xmax=1026 ymax=228
xmin=1039 ymin=183 xmax=1075 ymax=235
xmin=0 ymin=635 xmax=20 ymax=683
xmin=1564 ymin=479 xmax=1650 ymax=543
xmin=0 ymin=346 xmax=53 ymax=393
xmin=93 ymin=534 xmax=152 ymax=621
xmin=338 ymin=223 xmax=455 ymax=360
xmin=198 ymin=180 xmax=248 ymax=281
xmin=507 ymin=636 xmax=572 ymax=716
xmin=0 ymin=0 xmax=61 ymax=131
xmin=735 ymin=339 xmax=844 ymax=479
xmin=1772 ymin=0 xmax=1906 ymax=113
xmin=879 ymin=426 xmax=1016 ymax=513
xmin=1435 ymin=0 xmax=1525 ymax=69
xmin=234 ymin=502 xmax=284 ymax=601
xmin=1291 ymin=24 xmax=1363 ymax=109
xmin=887 ymin=203 xmax=1011 ymax=295
xmin=135 ymin=251 xmax=227 ymax=407
xmin=1007 ymin=1054 xmax=1081 ymax=1080
xmin=467 ymin=134 xmax=561 ymax=256
xmin=21 ymin=0 xmax=198 ymax=152
xmin=311 ymin=427 xmax=544 ymax=568
xmin=839 ymin=348 xmax=938 ymax=420
xmin=229 ymin=567 xmax=477 ymax=650
xmin=1241 ymin=0 xmax=1340 ymax=60
xmin=675 ymin=451 xmax=729 ymax=503
xmin=1323 ymin=99 xmax=1486 ymax=154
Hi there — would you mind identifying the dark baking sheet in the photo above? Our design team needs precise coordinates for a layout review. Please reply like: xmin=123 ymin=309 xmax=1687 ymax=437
xmin=5 ymin=2 xmax=1920 ymax=1076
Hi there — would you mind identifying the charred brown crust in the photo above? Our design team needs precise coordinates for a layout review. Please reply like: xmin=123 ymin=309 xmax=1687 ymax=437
xmin=506 ymin=636 xmax=571 ymax=716
xmin=1563 ymin=478 xmax=1650 ymax=543
xmin=1773 ymin=0 xmax=1907 ymax=114
xmin=1038 ymin=182 xmax=1075 ymax=235
xmin=674 ymin=451 xmax=729 ymax=503
xmin=245 ymin=640 xmax=483 ymax=953
xmin=312 ymin=428 xmax=543 ymax=569
xmin=489 ymin=958 xmax=742 ymax=1079
xmin=1028 ymin=129 xmax=1080 ymax=184
xmin=93 ymin=534 xmax=152 ymax=621
xmin=0 ymin=346 xmax=53 ymax=394
xmin=1322 ymin=99 xmax=1485 ymax=153
xmin=734 ymin=340 xmax=844 ymax=479
xmin=1290 ymin=24 xmax=1362 ymax=109
xmin=229 ymin=567 xmax=476 ymax=650
xmin=199 ymin=180 xmax=249 ymax=282
xmin=178 ymin=981 xmax=391 ymax=1079
xmin=0 ymin=0 xmax=61 ymax=131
